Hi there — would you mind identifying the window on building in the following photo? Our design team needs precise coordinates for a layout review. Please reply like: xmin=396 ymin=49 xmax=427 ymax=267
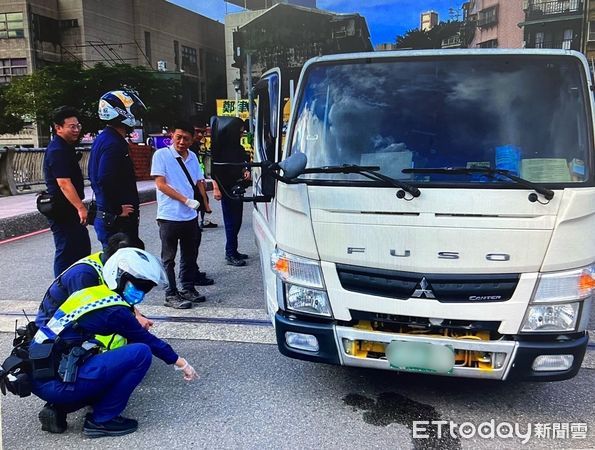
xmin=477 ymin=6 xmax=497 ymax=27
xmin=182 ymin=45 xmax=198 ymax=75
xmin=589 ymin=22 xmax=595 ymax=42
xmin=478 ymin=39 xmax=498 ymax=48
xmin=144 ymin=31 xmax=152 ymax=65
xmin=562 ymin=29 xmax=573 ymax=50
xmin=0 ymin=58 xmax=27 ymax=83
xmin=59 ymin=19 xmax=78 ymax=29
xmin=32 ymin=14 xmax=59 ymax=44
xmin=174 ymin=40 xmax=180 ymax=71
xmin=199 ymin=48 xmax=204 ymax=77
xmin=0 ymin=12 xmax=24 ymax=39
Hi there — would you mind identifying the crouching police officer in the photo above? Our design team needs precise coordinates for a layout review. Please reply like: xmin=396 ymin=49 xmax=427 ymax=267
xmin=29 ymin=248 xmax=197 ymax=438
xmin=36 ymin=232 xmax=152 ymax=335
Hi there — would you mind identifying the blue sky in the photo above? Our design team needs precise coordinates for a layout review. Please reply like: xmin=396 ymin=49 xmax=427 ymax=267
xmin=169 ymin=0 xmax=463 ymax=46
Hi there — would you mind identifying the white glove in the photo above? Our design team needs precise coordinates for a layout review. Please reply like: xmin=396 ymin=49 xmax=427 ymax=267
xmin=184 ymin=198 xmax=200 ymax=210
xmin=175 ymin=359 xmax=198 ymax=381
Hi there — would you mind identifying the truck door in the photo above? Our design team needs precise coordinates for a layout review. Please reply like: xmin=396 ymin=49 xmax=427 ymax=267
xmin=252 ymin=68 xmax=284 ymax=323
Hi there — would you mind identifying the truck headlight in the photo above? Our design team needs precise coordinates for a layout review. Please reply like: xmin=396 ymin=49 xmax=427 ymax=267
xmin=285 ymin=284 xmax=332 ymax=317
xmin=521 ymin=303 xmax=580 ymax=333
xmin=271 ymin=249 xmax=332 ymax=317
xmin=520 ymin=264 xmax=593 ymax=333
xmin=271 ymin=249 xmax=324 ymax=289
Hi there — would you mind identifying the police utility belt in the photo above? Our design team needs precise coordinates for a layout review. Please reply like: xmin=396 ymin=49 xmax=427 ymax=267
xmin=29 ymin=341 xmax=98 ymax=384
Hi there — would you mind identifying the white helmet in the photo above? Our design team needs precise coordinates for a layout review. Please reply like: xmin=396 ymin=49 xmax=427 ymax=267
xmin=103 ymin=247 xmax=166 ymax=291
xmin=98 ymin=90 xmax=146 ymax=127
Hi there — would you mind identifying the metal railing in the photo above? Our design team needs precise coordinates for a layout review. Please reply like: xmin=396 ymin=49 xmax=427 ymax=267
xmin=0 ymin=147 xmax=91 ymax=195
xmin=527 ymin=38 xmax=580 ymax=50
xmin=524 ymin=0 xmax=582 ymax=19
xmin=441 ymin=35 xmax=462 ymax=48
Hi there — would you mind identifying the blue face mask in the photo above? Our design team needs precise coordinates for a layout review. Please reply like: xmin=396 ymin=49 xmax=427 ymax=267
xmin=122 ymin=281 xmax=145 ymax=305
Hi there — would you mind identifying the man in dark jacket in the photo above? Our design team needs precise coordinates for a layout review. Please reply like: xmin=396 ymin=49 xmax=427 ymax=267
xmin=43 ymin=106 xmax=91 ymax=276
xmin=211 ymin=116 xmax=250 ymax=267
xmin=89 ymin=90 xmax=146 ymax=249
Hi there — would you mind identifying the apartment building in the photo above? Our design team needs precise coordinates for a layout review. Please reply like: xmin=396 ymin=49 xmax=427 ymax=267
xmin=0 ymin=0 xmax=225 ymax=146
xmin=466 ymin=0 xmax=524 ymax=48
xmin=582 ymin=0 xmax=595 ymax=62
xmin=420 ymin=10 xmax=438 ymax=31
xmin=224 ymin=0 xmax=316 ymax=98
xmin=231 ymin=3 xmax=371 ymax=97
xmin=522 ymin=0 xmax=585 ymax=50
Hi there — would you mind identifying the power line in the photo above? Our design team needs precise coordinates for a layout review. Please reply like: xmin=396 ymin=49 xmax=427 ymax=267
xmin=100 ymin=39 xmax=127 ymax=65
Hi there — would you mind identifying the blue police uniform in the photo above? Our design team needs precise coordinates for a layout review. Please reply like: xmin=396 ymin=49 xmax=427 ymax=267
xmin=43 ymin=135 xmax=91 ymax=276
xmin=36 ymin=253 xmax=104 ymax=329
xmin=88 ymin=127 xmax=141 ymax=248
xmin=31 ymin=299 xmax=178 ymax=423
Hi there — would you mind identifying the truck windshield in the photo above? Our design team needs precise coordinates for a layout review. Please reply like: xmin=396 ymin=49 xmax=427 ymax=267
xmin=289 ymin=55 xmax=592 ymax=185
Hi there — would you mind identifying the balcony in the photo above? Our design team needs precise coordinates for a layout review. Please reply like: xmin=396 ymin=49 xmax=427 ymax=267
xmin=524 ymin=0 xmax=583 ymax=21
xmin=441 ymin=34 xmax=462 ymax=49
xmin=526 ymin=38 xmax=580 ymax=50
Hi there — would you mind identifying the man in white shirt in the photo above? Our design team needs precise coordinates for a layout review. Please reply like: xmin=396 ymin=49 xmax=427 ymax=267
xmin=151 ymin=121 xmax=211 ymax=309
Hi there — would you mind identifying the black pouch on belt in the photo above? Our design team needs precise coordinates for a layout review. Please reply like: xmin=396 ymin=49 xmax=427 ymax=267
xmin=29 ymin=343 xmax=58 ymax=380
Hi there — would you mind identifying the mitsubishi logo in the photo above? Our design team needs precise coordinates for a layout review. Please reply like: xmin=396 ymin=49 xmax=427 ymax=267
xmin=412 ymin=277 xmax=436 ymax=299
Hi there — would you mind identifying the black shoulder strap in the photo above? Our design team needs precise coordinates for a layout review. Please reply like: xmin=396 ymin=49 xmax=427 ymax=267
xmin=175 ymin=156 xmax=196 ymax=191
xmin=175 ymin=157 xmax=202 ymax=205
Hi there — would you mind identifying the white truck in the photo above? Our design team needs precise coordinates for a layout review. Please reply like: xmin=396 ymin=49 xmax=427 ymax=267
xmin=219 ymin=49 xmax=593 ymax=381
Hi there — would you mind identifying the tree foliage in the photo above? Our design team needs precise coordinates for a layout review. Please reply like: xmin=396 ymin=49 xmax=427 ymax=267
xmin=4 ymin=63 xmax=182 ymax=133
xmin=0 ymin=84 xmax=24 ymax=134
xmin=396 ymin=21 xmax=471 ymax=49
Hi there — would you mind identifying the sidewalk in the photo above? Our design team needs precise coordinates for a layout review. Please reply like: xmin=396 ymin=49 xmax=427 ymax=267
xmin=0 ymin=180 xmax=157 ymax=241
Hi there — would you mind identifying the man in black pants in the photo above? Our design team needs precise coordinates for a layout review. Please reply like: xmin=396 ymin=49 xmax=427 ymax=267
xmin=43 ymin=106 xmax=91 ymax=276
xmin=151 ymin=121 xmax=211 ymax=308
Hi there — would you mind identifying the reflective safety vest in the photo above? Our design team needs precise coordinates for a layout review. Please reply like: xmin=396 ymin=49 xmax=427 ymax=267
xmin=44 ymin=253 xmax=127 ymax=350
xmin=73 ymin=251 xmax=104 ymax=284
xmin=34 ymin=285 xmax=130 ymax=349
xmin=57 ymin=251 xmax=105 ymax=286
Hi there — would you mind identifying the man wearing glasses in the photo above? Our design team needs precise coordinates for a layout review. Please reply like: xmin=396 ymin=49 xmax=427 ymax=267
xmin=43 ymin=106 xmax=91 ymax=276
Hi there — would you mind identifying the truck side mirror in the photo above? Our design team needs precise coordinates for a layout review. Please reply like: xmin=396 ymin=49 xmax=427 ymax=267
xmin=278 ymin=152 xmax=307 ymax=179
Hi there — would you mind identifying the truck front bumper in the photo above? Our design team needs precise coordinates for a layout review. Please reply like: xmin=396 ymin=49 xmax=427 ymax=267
xmin=275 ymin=312 xmax=589 ymax=381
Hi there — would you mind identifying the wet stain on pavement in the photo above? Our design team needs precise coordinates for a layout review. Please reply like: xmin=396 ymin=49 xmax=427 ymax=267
xmin=344 ymin=392 xmax=461 ymax=450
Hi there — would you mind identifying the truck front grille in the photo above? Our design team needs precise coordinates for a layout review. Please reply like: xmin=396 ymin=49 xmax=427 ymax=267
xmin=336 ymin=264 xmax=520 ymax=303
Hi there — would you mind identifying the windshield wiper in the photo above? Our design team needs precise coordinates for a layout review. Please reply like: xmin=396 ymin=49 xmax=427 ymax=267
xmin=303 ymin=164 xmax=421 ymax=198
xmin=402 ymin=167 xmax=554 ymax=201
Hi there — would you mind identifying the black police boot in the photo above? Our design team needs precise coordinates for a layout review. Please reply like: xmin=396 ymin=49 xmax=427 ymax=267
xmin=83 ymin=414 xmax=138 ymax=438
xmin=39 ymin=403 xmax=67 ymax=433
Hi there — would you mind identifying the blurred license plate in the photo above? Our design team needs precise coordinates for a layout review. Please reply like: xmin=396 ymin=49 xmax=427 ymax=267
xmin=386 ymin=341 xmax=455 ymax=374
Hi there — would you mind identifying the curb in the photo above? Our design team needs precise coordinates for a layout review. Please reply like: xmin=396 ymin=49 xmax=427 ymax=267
xmin=0 ymin=189 xmax=157 ymax=241
xmin=0 ymin=180 xmax=214 ymax=242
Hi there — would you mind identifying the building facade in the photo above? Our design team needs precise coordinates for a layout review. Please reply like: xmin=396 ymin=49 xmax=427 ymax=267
xmin=465 ymin=0 xmax=524 ymax=48
xmin=583 ymin=0 xmax=595 ymax=62
xmin=224 ymin=0 xmax=317 ymax=98
xmin=0 ymin=0 xmax=225 ymax=146
xmin=231 ymin=3 xmax=371 ymax=97
xmin=420 ymin=10 xmax=438 ymax=31
xmin=522 ymin=0 xmax=585 ymax=50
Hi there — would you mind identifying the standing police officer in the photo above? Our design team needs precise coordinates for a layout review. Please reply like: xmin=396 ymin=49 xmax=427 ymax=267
xmin=43 ymin=106 xmax=91 ymax=276
xmin=31 ymin=248 xmax=197 ymax=437
xmin=89 ymin=90 xmax=146 ymax=249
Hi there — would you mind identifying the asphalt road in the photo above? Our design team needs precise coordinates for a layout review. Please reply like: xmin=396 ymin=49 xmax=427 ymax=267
xmin=0 ymin=200 xmax=264 ymax=310
xmin=0 ymin=199 xmax=593 ymax=449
